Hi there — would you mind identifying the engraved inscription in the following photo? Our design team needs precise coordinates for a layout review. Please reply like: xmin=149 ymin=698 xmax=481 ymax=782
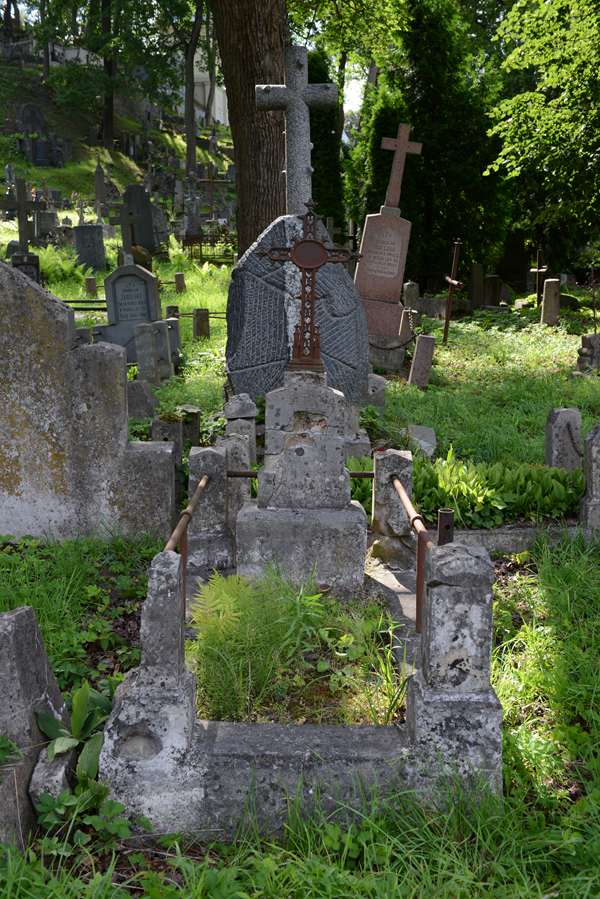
xmin=363 ymin=229 xmax=402 ymax=279
xmin=114 ymin=275 xmax=150 ymax=322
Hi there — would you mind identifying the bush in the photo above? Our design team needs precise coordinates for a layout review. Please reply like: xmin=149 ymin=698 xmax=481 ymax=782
xmin=47 ymin=63 xmax=105 ymax=117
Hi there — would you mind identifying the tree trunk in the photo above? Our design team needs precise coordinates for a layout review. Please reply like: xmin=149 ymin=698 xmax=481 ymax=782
xmin=204 ymin=6 xmax=216 ymax=127
xmin=184 ymin=0 xmax=204 ymax=177
xmin=212 ymin=0 xmax=286 ymax=254
xmin=101 ymin=0 xmax=114 ymax=148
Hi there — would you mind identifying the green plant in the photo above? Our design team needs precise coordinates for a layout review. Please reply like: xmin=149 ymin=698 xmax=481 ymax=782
xmin=37 ymin=681 xmax=111 ymax=781
xmin=347 ymin=455 xmax=373 ymax=514
xmin=0 ymin=735 xmax=22 ymax=766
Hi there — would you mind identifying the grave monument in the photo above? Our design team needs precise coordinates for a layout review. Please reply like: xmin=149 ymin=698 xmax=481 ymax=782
xmin=0 ymin=262 xmax=176 ymax=538
xmin=354 ymin=123 xmax=422 ymax=371
xmin=226 ymin=46 xmax=369 ymax=404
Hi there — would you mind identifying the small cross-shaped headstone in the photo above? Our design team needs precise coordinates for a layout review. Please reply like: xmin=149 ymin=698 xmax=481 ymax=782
xmin=256 ymin=45 xmax=338 ymax=215
xmin=0 ymin=178 xmax=36 ymax=253
xmin=381 ymin=123 xmax=422 ymax=209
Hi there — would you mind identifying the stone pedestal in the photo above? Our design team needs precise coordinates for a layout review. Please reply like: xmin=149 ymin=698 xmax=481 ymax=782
xmin=224 ymin=393 xmax=258 ymax=464
xmin=545 ymin=408 xmax=582 ymax=470
xmin=541 ymin=279 xmax=560 ymax=325
xmin=577 ymin=334 xmax=600 ymax=372
xmin=581 ymin=423 xmax=600 ymax=534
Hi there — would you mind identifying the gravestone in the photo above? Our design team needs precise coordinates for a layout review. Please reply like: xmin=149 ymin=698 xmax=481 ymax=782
xmin=93 ymin=264 xmax=161 ymax=361
xmin=74 ymin=223 xmax=106 ymax=270
xmin=255 ymin=45 xmax=338 ymax=215
xmin=354 ymin=124 xmax=422 ymax=370
xmin=407 ymin=334 xmax=435 ymax=388
xmin=541 ymin=278 xmax=560 ymax=325
xmin=545 ymin=408 xmax=582 ymax=471
xmin=127 ymin=379 xmax=158 ymax=419
xmin=0 ymin=262 xmax=176 ymax=538
xmin=236 ymin=370 xmax=368 ymax=593
xmin=34 ymin=209 xmax=58 ymax=240
xmin=135 ymin=321 xmax=174 ymax=385
xmin=11 ymin=252 xmax=40 ymax=283
xmin=581 ymin=423 xmax=600 ymax=534
xmin=151 ymin=204 xmax=170 ymax=251
xmin=577 ymin=334 xmax=600 ymax=372
xmin=0 ymin=607 xmax=68 ymax=849
xmin=111 ymin=185 xmax=157 ymax=254
xmin=484 ymin=274 xmax=501 ymax=306
xmin=227 ymin=214 xmax=369 ymax=403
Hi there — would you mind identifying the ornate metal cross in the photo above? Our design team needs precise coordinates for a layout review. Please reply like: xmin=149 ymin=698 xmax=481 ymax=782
xmin=256 ymin=46 xmax=338 ymax=216
xmin=381 ymin=123 xmax=422 ymax=209
xmin=262 ymin=200 xmax=356 ymax=372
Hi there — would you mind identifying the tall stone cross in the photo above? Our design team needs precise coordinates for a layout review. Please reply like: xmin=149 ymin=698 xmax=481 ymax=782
xmin=381 ymin=123 xmax=422 ymax=209
xmin=0 ymin=178 xmax=37 ymax=253
xmin=256 ymin=45 xmax=338 ymax=216
xmin=261 ymin=200 xmax=355 ymax=371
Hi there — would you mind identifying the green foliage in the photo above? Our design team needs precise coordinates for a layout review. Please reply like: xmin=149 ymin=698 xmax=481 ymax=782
xmin=308 ymin=48 xmax=344 ymax=225
xmin=414 ymin=449 xmax=584 ymax=528
xmin=189 ymin=570 xmax=406 ymax=725
xmin=37 ymin=681 xmax=111 ymax=781
xmin=47 ymin=64 xmax=106 ymax=117
xmin=489 ymin=0 xmax=600 ymax=265
xmin=347 ymin=456 xmax=374 ymax=514
xmin=0 ymin=735 xmax=22 ymax=766
xmin=37 ymin=244 xmax=90 ymax=286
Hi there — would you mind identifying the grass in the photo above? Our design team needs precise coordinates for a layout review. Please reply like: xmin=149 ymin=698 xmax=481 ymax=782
xmin=1 ymin=534 xmax=600 ymax=895
xmin=188 ymin=570 xmax=407 ymax=725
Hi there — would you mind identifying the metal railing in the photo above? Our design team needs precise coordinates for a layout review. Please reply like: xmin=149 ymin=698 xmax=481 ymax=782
xmin=164 ymin=474 xmax=209 ymax=595
xmin=392 ymin=476 xmax=454 ymax=634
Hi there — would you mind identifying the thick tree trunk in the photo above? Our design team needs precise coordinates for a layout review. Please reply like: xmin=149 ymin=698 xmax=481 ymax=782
xmin=101 ymin=0 xmax=114 ymax=149
xmin=184 ymin=0 xmax=204 ymax=178
xmin=212 ymin=0 xmax=286 ymax=254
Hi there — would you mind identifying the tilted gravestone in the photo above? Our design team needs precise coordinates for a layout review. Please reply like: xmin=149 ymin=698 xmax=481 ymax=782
xmin=93 ymin=263 xmax=161 ymax=362
xmin=0 ymin=607 xmax=68 ymax=849
xmin=226 ymin=215 xmax=370 ymax=403
xmin=0 ymin=262 xmax=176 ymax=538
xmin=113 ymin=184 xmax=157 ymax=254
xmin=74 ymin=223 xmax=106 ymax=270
xmin=545 ymin=408 xmax=582 ymax=471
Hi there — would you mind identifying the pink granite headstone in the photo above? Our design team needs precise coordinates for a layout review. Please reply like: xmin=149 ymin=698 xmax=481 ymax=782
xmin=354 ymin=124 xmax=422 ymax=344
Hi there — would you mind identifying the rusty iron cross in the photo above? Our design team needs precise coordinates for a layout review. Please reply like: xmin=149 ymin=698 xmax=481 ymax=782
xmin=381 ymin=123 xmax=422 ymax=209
xmin=261 ymin=201 xmax=356 ymax=371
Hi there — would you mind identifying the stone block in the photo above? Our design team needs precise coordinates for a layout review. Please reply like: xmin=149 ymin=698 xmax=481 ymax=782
xmin=421 ymin=543 xmax=494 ymax=692
xmin=224 ymin=393 xmax=257 ymax=420
xmin=187 ymin=445 xmax=233 ymax=576
xmin=372 ymin=449 xmax=413 ymax=539
xmin=541 ymin=279 xmax=560 ymax=325
xmin=74 ymin=224 xmax=106 ymax=270
xmin=236 ymin=502 xmax=367 ymax=594
xmin=217 ymin=434 xmax=251 ymax=538
xmin=407 ymin=334 xmax=435 ymax=388
xmin=264 ymin=370 xmax=348 ymax=455
xmin=402 ymin=281 xmax=420 ymax=306
xmin=367 ymin=373 xmax=386 ymax=407
xmin=226 ymin=418 xmax=256 ymax=464
xmin=407 ymin=425 xmax=437 ymax=458
xmin=577 ymin=334 xmax=600 ymax=372
xmin=258 ymin=432 xmax=350 ymax=510
xmin=127 ymin=379 xmax=158 ymax=419
xmin=152 ymin=418 xmax=184 ymax=464
xmin=581 ymin=422 xmax=600 ymax=534
xmin=544 ymin=408 xmax=582 ymax=470
xmin=0 ymin=607 xmax=67 ymax=848
xmin=226 ymin=215 xmax=369 ymax=403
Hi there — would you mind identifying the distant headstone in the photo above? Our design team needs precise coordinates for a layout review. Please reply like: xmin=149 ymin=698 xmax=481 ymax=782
xmin=135 ymin=321 xmax=174 ymax=385
xmin=471 ymin=263 xmax=484 ymax=308
xmin=11 ymin=252 xmax=40 ymax=283
xmin=151 ymin=204 xmax=170 ymax=251
xmin=93 ymin=264 xmax=161 ymax=361
xmin=226 ymin=215 xmax=369 ymax=403
xmin=577 ymin=334 xmax=600 ymax=372
xmin=545 ymin=408 xmax=582 ymax=470
xmin=0 ymin=261 xmax=176 ymax=538
xmin=127 ymin=379 xmax=158 ymax=419
xmin=483 ymin=274 xmax=501 ymax=306
xmin=403 ymin=281 xmax=420 ymax=306
xmin=33 ymin=209 xmax=58 ymax=239
xmin=541 ymin=278 xmax=560 ymax=325
xmin=74 ymin=224 xmax=106 ymax=270
xmin=407 ymin=334 xmax=435 ymax=388
xmin=111 ymin=185 xmax=157 ymax=254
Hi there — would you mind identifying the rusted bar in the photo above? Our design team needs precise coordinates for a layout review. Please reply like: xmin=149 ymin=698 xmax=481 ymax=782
xmin=442 ymin=238 xmax=462 ymax=345
xmin=85 ymin=276 xmax=97 ymax=298
xmin=175 ymin=272 xmax=186 ymax=293
xmin=444 ymin=276 xmax=464 ymax=289
xmin=67 ymin=305 xmax=107 ymax=312
xmin=226 ymin=469 xmax=375 ymax=479
xmin=437 ymin=508 xmax=454 ymax=545
xmin=164 ymin=474 xmax=209 ymax=553
xmin=165 ymin=304 xmax=180 ymax=318
xmin=392 ymin=475 xmax=433 ymax=634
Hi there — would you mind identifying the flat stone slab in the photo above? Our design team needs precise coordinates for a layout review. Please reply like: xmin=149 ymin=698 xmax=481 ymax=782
xmin=226 ymin=215 xmax=369 ymax=403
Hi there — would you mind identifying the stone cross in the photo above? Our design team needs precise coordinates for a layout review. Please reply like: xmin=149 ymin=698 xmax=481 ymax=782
xmin=0 ymin=178 xmax=37 ymax=253
xmin=261 ymin=200 xmax=355 ymax=371
xmin=381 ymin=123 xmax=422 ymax=209
xmin=95 ymin=161 xmax=106 ymax=207
xmin=256 ymin=45 xmax=338 ymax=216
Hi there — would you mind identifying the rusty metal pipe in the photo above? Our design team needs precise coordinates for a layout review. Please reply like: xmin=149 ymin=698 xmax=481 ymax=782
xmin=437 ymin=508 xmax=454 ymax=545
xmin=164 ymin=474 xmax=209 ymax=553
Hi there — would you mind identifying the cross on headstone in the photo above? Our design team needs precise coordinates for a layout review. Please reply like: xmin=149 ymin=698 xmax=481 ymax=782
xmin=256 ymin=45 xmax=338 ymax=216
xmin=261 ymin=200 xmax=356 ymax=370
xmin=0 ymin=178 xmax=37 ymax=252
xmin=197 ymin=171 xmax=228 ymax=219
xmin=381 ymin=123 xmax=422 ymax=209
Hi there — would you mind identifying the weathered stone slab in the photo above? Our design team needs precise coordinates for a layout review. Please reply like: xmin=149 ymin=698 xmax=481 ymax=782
xmin=74 ymin=224 xmax=106 ymax=270
xmin=581 ymin=422 xmax=600 ymax=534
xmin=127 ymin=379 xmax=158 ymax=419
xmin=94 ymin=264 xmax=161 ymax=362
xmin=545 ymin=408 xmax=582 ymax=470
xmin=0 ymin=262 xmax=176 ymax=538
xmin=541 ymin=278 xmax=560 ymax=325
xmin=355 ymin=206 xmax=410 ymax=338
xmin=0 ymin=607 xmax=67 ymax=849
xmin=407 ymin=334 xmax=435 ymax=388
xmin=226 ymin=215 xmax=369 ymax=403
xmin=577 ymin=334 xmax=600 ymax=372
